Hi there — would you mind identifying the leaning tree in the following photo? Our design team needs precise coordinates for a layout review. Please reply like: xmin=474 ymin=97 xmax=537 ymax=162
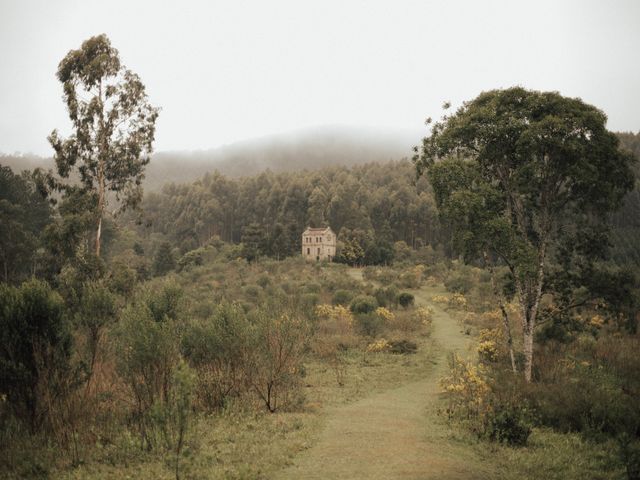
xmin=49 ymin=34 xmax=159 ymax=257
xmin=413 ymin=87 xmax=635 ymax=382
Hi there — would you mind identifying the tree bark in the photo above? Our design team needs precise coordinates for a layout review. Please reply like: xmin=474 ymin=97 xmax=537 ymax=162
xmin=518 ymin=241 xmax=548 ymax=382
xmin=522 ymin=315 xmax=534 ymax=382
xmin=96 ymin=80 xmax=106 ymax=257
xmin=96 ymin=214 xmax=103 ymax=257
xmin=483 ymin=251 xmax=517 ymax=373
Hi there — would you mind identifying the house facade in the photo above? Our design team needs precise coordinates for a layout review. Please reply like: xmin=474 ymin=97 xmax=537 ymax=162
xmin=302 ymin=226 xmax=336 ymax=261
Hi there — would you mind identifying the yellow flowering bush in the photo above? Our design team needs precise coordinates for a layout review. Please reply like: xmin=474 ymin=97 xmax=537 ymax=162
xmin=505 ymin=302 xmax=520 ymax=316
xmin=431 ymin=295 xmax=449 ymax=304
xmin=479 ymin=328 xmax=503 ymax=343
xmin=480 ymin=309 xmax=502 ymax=325
xmin=399 ymin=264 xmax=426 ymax=288
xmin=314 ymin=304 xmax=354 ymax=327
xmin=477 ymin=341 xmax=499 ymax=362
xmin=332 ymin=305 xmax=353 ymax=326
xmin=590 ymin=314 xmax=605 ymax=328
xmin=314 ymin=304 xmax=334 ymax=318
xmin=440 ymin=353 xmax=532 ymax=445
xmin=375 ymin=307 xmax=395 ymax=322
xmin=477 ymin=328 xmax=504 ymax=363
xmin=440 ymin=354 xmax=491 ymax=426
xmin=449 ymin=293 xmax=467 ymax=309
xmin=412 ymin=306 xmax=434 ymax=327
xmin=366 ymin=338 xmax=391 ymax=353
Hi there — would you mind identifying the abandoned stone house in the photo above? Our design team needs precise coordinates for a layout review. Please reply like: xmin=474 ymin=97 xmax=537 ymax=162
xmin=301 ymin=226 xmax=336 ymax=261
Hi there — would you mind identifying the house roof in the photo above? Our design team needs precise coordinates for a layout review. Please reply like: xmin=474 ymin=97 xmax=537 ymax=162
xmin=303 ymin=226 xmax=334 ymax=234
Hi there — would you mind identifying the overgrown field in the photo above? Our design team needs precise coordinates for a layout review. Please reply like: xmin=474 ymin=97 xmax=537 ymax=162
xmin=365 ymin=262 xmax=640 ymax=480
xmin=1 ymin=244 xmax=436 ymax=479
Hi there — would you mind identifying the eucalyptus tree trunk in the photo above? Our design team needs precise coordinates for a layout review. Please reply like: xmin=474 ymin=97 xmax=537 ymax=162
xmin=517 ymin=243 xmax=548 ymax=382
xmin=483 ymin=251 xmax=517 ymax=373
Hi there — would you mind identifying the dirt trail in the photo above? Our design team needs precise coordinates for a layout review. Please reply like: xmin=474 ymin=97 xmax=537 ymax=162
xmin=276 ymin=269 xmax=492 ymax=480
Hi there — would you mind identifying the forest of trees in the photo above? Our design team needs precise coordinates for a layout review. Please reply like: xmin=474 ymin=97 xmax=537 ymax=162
xmin=3 ymin=130 xmax=639 ymax=286
xmin=131 ymin=160 xmax=445 ymax=265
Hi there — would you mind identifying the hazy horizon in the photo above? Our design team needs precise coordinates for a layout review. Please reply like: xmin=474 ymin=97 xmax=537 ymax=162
xmin=0 ymin=123 xmax=424 ymax=159
xmin=1 ymin=0 xmax=639 ymax=157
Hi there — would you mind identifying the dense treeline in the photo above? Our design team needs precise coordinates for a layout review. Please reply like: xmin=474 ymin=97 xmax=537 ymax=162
xmin=2 ymin=130 xmax=638 ymax=285
xmin=611 ymin=132 xmax=640 ymax=266
xmin=0 ymin=166 xmax=52 ymax=282
xmin=133 ymin=160 xmax=447 ymax=265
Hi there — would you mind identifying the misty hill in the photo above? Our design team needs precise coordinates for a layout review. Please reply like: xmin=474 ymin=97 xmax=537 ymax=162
xmin=1 ymin=126 xmax=421 ymax=191
xmin=148 ymin=125 xmax=420 ymax=189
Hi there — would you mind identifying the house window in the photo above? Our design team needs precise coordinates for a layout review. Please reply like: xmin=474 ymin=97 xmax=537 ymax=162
xmin=307 ymin=248 xmax=310 ymax=254
xmin=317 ymin=247 xmax=320 ymax=255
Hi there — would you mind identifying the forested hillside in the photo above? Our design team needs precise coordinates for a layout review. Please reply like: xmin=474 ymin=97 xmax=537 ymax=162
xmin=4 ymin=131 xmax=638 ymax=271
xmin=128 ymin=131 xmax=640 ymax=268
xmin=131 ymin=160 xmax=445 ymax=264
xmin=611 ymin=132 xmax=640 ymax=265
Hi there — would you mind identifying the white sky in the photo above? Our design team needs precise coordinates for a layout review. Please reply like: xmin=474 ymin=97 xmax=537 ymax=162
xmin=1 ymin=0 xmax=639 ymax=156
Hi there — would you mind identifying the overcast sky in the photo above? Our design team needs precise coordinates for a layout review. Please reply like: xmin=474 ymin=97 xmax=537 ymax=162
xmin=1 ymin=0 xmax=639 ymax=156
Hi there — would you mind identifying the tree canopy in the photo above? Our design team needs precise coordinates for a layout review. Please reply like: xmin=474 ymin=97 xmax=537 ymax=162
xmin=48 ymin=34 xmax=159 ymax=257
xmin=414 ymin=87 xmax=636 ymax=381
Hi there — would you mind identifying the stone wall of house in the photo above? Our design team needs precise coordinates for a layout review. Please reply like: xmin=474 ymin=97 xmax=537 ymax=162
xmin=302 ymin=227 xmax=336 ymax=261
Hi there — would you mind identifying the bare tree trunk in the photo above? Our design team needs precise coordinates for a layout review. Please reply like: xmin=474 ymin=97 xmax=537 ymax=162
xmin=483 ymin=251 xmax=517 ymax=373
xmin=522 ymin=318 xmax=534 ymax=382
xmin=518 ymin=253 xmax=547 ymax=382
xmin=96 ymin=80 xmax=106 ymax=258
xmin=96 ymin=214 xmax=102 ymax=257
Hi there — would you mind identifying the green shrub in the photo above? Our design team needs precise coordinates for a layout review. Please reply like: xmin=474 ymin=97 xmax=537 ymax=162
xmin=397 ymin=292 xmax=414 ymax=308
xmin=243 ymin=284 xmax=261 ymax=301
xmin=331 ymin=289 xmax=353 ymax=306
xmin=177 ymin=249 xmax=204 ymax=271
xmin=618 ymin=435 xmax=640 ymax=480
xmin=529 ymin=365 xmax=637 ymax=438
xmin=108 ymin=262 xmax=137 ymax=297
xmin=374 ymin=286 xmax=399 ymax=308
xmin=256 ymin=274 xmax=271 ymax=288
xmin=114 ymin=299 xmax=180 ymax=450
xmin=146 ymin=281 xmax=183 ymax=322
xmin=487 ymin=404 xmax=532 ymax=446
xmin=0 ymin=280 xmax=73 ymax=426
xmin=247 ymin=305 xmax=310 ymax=412
xmin=153 ymin=241 xmax=176 ymax=276
xmin=304 ymin=282 xmax=322 ymax=294
xmin=350 ymin=295 xmax=378 ymax=314
xmin=444 ymin=270 xmax=474 ymax=294
xmin=355 ymin=313 xmax=385 ymax=337
xmin=301 ymin=293 xmax=320 ymax=309
xmin=181 ymin=303 xmax=249 ymax=411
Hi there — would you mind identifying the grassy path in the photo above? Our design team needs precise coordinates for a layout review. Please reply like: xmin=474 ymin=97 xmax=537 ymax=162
xmin=275 ymin=270 xmax=494 ymax=480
